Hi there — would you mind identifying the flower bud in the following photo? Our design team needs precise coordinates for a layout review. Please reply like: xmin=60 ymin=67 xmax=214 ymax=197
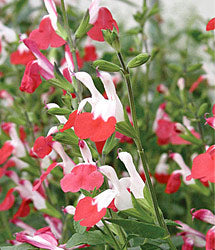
xmin=127 ymin=53 xmax=150 ymax=68
xmin=93 ymin=60 xmax=121 ymax=72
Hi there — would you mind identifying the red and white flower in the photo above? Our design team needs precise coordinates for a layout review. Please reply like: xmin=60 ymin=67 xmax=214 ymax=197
xmin=61 ymin=71 xmax=124 ymax=142
xmin=154 ymin=153 xmax=170 ymax=184
xmin=176 ymin=220 xmax=206 ymax=249
xmin=87 ymin=0 xmax=119 ymax=41
xmin=29 ymin=0 xmax=66 ymax=50
xmin=165 ymin=153 xmax=195 ymax=194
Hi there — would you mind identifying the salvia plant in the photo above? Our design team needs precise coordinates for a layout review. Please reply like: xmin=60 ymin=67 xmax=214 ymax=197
xmin=0 ymin=0 xmax=214 ymax=249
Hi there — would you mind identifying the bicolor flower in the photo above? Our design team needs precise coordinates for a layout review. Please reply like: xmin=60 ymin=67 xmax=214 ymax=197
xmin=156 ymin=84 xmax=169 ymax=95
xmin=155 ymin=112 xmax=200 ymax=145
xmin=20 ymin=39 xmax=54 ymax=93
xmin=191 ymin=208 xmax=215 ymax=225
xmin=191 ymin=209 xmax=215 ymax=250
xmin=60 ymin=140 xmax=104 ymax=192
xmin=154 ymin=153 xmax=170 ymax=184
xmin=74 ymin=151 xmax=145 ymax=227
xmin=0 ymin=122 xmax=26 ymax=164
xmin=44 ymin=215 xmax=63 ymax=240
xmin=16 ymin=227 xmax=64 ymax=250
xmin=87 ymin=0 xmax=119 ymax=41
xmin=29 ymin=0 xmax=66 ymax=50
xmin=204 ymin=104 xmax=215 ymax=130
xmin=176 ymin=220 xmax=206 ymax=249
xmin=187 ymin=145 xmax=215 ymax=183
xmin=165 ymin=153 xmax=195 ymax=194
xmin=61 ymin=71 xmax=124 ymax=142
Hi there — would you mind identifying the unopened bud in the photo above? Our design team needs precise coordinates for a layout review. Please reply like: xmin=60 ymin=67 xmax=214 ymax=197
xmin=177 ymin=78 xmax=185 ymax=90
xmin=127 ymin=53 xmax=150 ymax=68
xmin=93 ymin=60 xmax=121 ymax=72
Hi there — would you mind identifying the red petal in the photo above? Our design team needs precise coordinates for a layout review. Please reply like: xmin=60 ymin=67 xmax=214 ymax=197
xmin=33 ymin=162 xmax=58 ymax=191
xmin=20 ymin=61 xmax=42 ymax=94
xmin=74 ymin=113 xmax=116 ymax=142
xmin=60 ymin=164 xmax=104 ymax=193
xmin=60 ymin=110 xmax=78 ymax=132
xmin=29 ymin=17 xmax=66 ymax=50
xmin=165 ymin=173 xmax=181 ymax=194
xmin=83 ymin=45 xmax=98 ymax=61
xmin=0 ymin=142 xmax=14 ymax=165
xmin=87 ymin=7 xmax=119 ymax=42
xmin=0 ymin=188 xmax=15 ymax=211
xmin=12 ymin=199 xmax=31 ymax=219
xmin=95 ymin=140 xmax=106 ymax=154
xmin=154 ymin=173 xmax=171 ymax=184
xmin=74 ymin=197 xmax=106 ymax=227
xmin=33 ymin=136 xmax=53 ymax=159
xmin=10 ymin=50 xmax=35 ymax=65
xmin=206 ymin=18 xmax=215 ymax=31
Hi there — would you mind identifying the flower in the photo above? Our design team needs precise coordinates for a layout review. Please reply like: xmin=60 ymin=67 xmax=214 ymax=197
xmin=16 ymin=227 xmax=64 ymax=250
xmin=176 ymin=220 xmax=206 ymax=249
xmin=87 ymin=0 xmax=119 ymax=41
xmin=187 ymin=145 xmax=215 ymax=183
xmin=74 ymin=151 xmax=145 ymax=227
xmin=29 ymin=0 xmax=66 ymax=50
xmin=10 ymin=35 xmax=35 ymax=65
xmin=60 ymin=71 xmax=124 ymax=142
xmin=154 ymin=153 xmax=170 ymax=184
xmin=165 ymin=153 xmax=195 ymax=194
xmin=20 ymin=39 xmax=54 ymax=93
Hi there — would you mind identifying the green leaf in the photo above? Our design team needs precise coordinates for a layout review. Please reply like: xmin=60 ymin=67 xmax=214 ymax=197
xmin=115 ymin=121 xmax=137 ymax=139
xmin=197 ymin=103 xmax=208 ymax=117
xmin=75 ymin=9 xmax=93 ymax=39
xmin=93 ymin=60 xmax=121 ymax=72
xmin=147 ymin=2 xmax=159 ymax=18
xmin=47 ymin=63 xmax=74 ymax=92
xmin=56 ymin=22 xmax=67 ymax=40
xmin=106 ymin=219 xmax=166 ymax=239
xmin=164 ymin=219 xmax=182 ymax=227
xmin=66 ymin=231 xmax=105 ymax=247
xmin=47 ymin=107 xmax=71 ymax=115
xmin=1 ymin=243 xmax=36 ymax=250
xmin=130 ymin=193 xmax=154 ymax=223
xmin=143 ymin=186 xmax=153 ymax=209
xmin=73 ymin=220 xmax=87 ymax=234
xmin=187 ymin=63 xmax=202 ymax=73
xmin=127 ymin=53 xmax=151 ymax=68
xmin=53 ymin=129 xmax=79 ymax=146
xmin=40 ymin=201 xmax=62 ymax=219
xmin=102 ymin=133 xmax=119 ymax=155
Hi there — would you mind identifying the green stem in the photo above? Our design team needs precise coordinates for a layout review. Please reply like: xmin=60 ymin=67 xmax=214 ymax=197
xmin=102 ymin=219 xmax=122 ymax=250
xmin=0 ymin=211 xmax=12 ymax=240
xmin=60 ymin=0 xmax=82 ymax=100
xmin=117 ymin=52 xmax=176 ymax=250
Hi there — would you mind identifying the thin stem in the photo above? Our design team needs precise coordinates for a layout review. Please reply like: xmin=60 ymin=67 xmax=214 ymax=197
xmin=102 ymin=219 xmax=122 ymax=250
xmin=60 ymin=0 xmax=82 ymax=100
xmin=117 ymin=52 xmax=176 ymax=250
